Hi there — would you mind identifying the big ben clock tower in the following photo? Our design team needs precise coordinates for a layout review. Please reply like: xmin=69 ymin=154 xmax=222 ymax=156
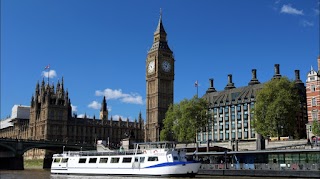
xmin=145 ymin=11 xmax=174 ymax=142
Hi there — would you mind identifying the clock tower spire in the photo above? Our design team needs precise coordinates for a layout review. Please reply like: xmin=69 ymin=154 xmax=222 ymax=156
xmin=145 ymin=10 xmax=174 ymax=142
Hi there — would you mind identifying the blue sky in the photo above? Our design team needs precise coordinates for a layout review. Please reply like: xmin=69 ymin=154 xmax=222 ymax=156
xmin=1 ymin=0 xmax=319 ymax=121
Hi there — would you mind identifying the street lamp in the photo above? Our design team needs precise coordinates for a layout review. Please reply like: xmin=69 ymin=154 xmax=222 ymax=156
xmin=307 ymin=125 xmax=311 ymax=145
xmin=277 ymin=123 xmax=283 ymax=141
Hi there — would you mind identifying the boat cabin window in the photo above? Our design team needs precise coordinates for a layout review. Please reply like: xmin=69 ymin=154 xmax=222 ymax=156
xmin=110 ymin=157 xmax=120 ymax=163
xmin=53 ymin=158 xmax=61 ymax=163
xmin=148 ymin=157 xmax=159 ymax=162
xmin=173 ymin=156 xmax=179 ymax=161
xmin=89 ymin=158 xmax=97 ymax=163
xmin=122 ymin=157 xmax=132 ymax=163
xmin=140 ymin=157 xmax=145 ymax=163
xmin=61 ymin=158 xmax=68 ymax=163
xmin=99 ymin=158 xmax=108 ymax=163
xmin=79 ymin=158 xmax=87 ymax=163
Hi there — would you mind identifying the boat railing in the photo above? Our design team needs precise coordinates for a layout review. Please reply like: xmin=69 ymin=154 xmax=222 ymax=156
xmin=59 ymin=149 xmax=144 ymax=157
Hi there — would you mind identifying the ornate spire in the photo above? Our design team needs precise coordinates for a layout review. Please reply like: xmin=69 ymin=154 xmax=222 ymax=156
xmin=149 ymin=8 xmax=171 ymax=53
xmin=31 ymin=95 xmax=34 ymax=107
xmin=56 ymin=80 xmax=60 ymax=92
xmin=101 ymin=96 xmax=107 ymax=112
xmin=154 ymin=8 xmax=166 ymax=35
xmin=138 ymin=111 xmax=142 ymax=121
xmin=61 ymin=77 xmax=64 ymax=95
xmin=41 ymin=78 xmax=45 ymax=87
xmin=36 ymin=81 xmax=40 ymax=94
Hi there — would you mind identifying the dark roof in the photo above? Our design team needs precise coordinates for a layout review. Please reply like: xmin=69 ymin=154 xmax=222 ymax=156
xmin=204 ymin=83 xmax=265 ymax=107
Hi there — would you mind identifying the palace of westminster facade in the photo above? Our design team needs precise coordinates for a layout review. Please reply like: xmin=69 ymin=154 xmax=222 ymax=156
xmin=1 ymin=12 xmax=319 ymax=156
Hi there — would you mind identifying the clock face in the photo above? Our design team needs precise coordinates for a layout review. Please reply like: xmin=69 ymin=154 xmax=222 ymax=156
xmin=148 ymin=60 xmax=155 ymax=73
xmin=162 ymin=60 xmax=171 ymax=72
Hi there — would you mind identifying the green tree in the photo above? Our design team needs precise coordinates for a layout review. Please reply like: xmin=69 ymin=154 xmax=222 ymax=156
xmin=252 ymin=77 xmax=300 ymax=139
xmin=312 ymin=121 xmax=320 ymax=136
xmin=160 ymin=96 xmax=209 ymax=142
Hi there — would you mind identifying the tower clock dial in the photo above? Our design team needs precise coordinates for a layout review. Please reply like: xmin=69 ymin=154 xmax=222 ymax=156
xmin=148 ymin=60 xmax=155 ymax=73
xmin=162 ymin=60 xmax=171 ymax=72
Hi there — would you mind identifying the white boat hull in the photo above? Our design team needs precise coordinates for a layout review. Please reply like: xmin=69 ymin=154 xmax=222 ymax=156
xmin=51 ymin=141 xmax=201 ymax=177
xmin=52 ymin=161 xmax=200 ymax=176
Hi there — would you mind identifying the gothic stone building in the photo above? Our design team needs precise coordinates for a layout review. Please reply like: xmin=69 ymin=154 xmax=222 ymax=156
xmin=0 ymin=78 xmax=144 ymax=153
xmin=199 ymin=64 xmax=307 ymax=142
xmin=145 ymin=12 xmax=174 ymax=142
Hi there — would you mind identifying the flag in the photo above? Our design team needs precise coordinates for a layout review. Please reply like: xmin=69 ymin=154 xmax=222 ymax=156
xmin=44 ymin=65 xmax=50 ymax=70
xmin=194 ymin=80 xmax=198 ymax=87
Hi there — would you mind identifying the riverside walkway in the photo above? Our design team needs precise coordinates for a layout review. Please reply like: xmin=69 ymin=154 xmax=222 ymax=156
xmin=178 ymin=139 xmax=320 ymax=178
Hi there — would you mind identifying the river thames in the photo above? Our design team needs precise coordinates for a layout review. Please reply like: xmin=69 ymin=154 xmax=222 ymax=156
xmin=0 ymin=169 xmax=308 ymax=179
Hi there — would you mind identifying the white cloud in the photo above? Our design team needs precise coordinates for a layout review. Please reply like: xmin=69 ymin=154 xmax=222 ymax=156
xmin=71 ymin=104 xmax=77 ymax=112
xmin=78 ymin=114 xmax=91 ymax=118
xmin=120 ymin=94 xmax=143 ymax=104
xmin=95 ymin=88 xmax=144 ymax=105
xmin=88 ymin=101 xmax=101 ymax=110
xmin=313 ymin=8 xmax=320 ymax=15
xmin=112 ymin=114 xmax=130 ymax=121
xmin=300 ymin=20 xmax=314 ymax=27
xmin=280 ymin=4 xmax=304 ymax=15
xmin=42 ymin=70 xmax=57 ymax=78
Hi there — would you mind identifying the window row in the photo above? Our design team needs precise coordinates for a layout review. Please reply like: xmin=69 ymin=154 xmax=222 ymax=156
xmin=53 ymin=156 xmax=160 ymax=164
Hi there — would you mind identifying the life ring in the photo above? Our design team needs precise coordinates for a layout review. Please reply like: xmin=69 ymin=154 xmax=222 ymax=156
xmin=153 ymin=150 xmax=158 ymax=154
xmin=143 ymin=150 xmax=147 ymax=154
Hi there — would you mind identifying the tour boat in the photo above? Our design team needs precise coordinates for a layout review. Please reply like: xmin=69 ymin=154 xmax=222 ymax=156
xmin=51 ymin=141 xmax=201 ymax=177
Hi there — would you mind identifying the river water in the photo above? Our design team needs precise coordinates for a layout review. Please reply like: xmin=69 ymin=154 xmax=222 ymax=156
xmin=0 ymin=169 xmax=307 ymax=179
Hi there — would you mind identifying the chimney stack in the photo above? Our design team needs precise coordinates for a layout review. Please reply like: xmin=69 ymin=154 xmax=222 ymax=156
xmin=273 ymin=64 xmax=282 ymax=79
xmin=206 ymin=78 xmax=217 ymax=93
xmin=248 ymin=69 xmax=260 ymax=85
xmin=210 ymin=78 xmax=214 ymax=88
xmin=252 ymin=69 xmax=256 ymax=79
xmin=294 ymin=70 xmax=303 ymax=84
xmin=224 ymin=74 xmax=235 ymax=90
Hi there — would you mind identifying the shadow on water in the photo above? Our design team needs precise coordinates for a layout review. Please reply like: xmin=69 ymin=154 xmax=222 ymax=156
xmin=0 ymin=170 xmax=308 ymax=179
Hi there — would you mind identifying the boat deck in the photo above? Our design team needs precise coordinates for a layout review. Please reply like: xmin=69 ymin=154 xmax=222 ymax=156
xmin=54 ymin=149 xmax=143 ymax=157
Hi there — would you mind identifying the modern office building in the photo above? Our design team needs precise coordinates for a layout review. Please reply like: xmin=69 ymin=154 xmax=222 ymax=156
xmin=200 ymin=65 xmax=307 ymax=142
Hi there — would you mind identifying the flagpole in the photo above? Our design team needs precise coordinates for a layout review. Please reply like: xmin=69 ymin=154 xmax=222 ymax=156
xmin=47 ymin=68 xmax=49 ymax=84
xmin=196 ymin=84 xmax=198 ymax=98
xmin=195 ymin=80 xmax=198 ymax=98
xmin=45 ymin=65 xmax=50 ymax=85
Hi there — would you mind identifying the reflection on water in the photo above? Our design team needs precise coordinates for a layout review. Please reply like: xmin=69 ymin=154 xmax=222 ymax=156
xmin=0 ymin=169 xmax=306 ymax=179
xmin=52 ymin=175 xmax=166 ymax=179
